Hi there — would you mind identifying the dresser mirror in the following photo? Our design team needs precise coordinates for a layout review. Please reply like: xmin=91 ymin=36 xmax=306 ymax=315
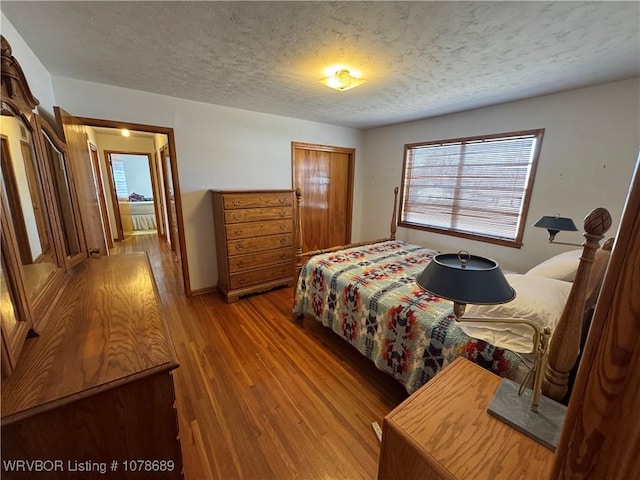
xmin=36 ymin=115 xmax=85 ymax=266
xmin=1 ymin=35 xmax=87 ymax=375
xmin=0 ymin=201 xmax=33 ymax=377
xmin=0 ymin=257 xmax=19 ymax=339
xmin=0 ymin=111 xmax=58 ymax=303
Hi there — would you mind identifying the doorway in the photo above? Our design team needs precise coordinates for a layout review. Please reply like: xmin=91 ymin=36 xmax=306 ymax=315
xmin=291 ymin=142 xmax=355 ymax=253
xmin=104 ymin=151 xmax=157 ymax=240
xmin=77 ymin=117 xmax=189 ymax=295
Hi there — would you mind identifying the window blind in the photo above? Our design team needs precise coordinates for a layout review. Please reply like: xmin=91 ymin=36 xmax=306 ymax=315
xmin=400 ymin=130 xmax=543 ymax=246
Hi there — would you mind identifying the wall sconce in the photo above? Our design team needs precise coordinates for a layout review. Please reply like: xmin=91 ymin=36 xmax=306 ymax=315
xmin=533 ymin=214 xmax=581 ymax=246
xmin=121 ymin=128 xmax=130 ymax=137
xmin=320 ymin=69 xmax=366 ymax=91
xmin=415 ymin=251 xmax=566 ymax=450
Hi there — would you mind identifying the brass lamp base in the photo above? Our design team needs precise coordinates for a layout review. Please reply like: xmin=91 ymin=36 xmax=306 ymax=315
xmin=487 ymin=378 xmax=567 ymax=451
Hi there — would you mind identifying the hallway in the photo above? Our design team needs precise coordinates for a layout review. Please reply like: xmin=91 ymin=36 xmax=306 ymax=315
xmin=110 ymin=232 xmax=407 ymax=479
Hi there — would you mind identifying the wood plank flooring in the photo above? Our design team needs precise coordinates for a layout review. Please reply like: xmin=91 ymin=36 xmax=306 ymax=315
xmin=113 ymin=233 xmax=408 ymax=479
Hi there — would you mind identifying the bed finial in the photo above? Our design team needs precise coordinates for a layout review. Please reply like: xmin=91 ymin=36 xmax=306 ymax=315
xmin=543 ymin=206 xmax=612 ymax=402
xmin=583 ymin=207 xmax=612 ymax=236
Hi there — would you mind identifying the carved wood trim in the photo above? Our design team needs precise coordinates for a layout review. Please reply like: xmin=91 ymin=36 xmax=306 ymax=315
xmin=1 ymin=35 xmax=39 ymax=117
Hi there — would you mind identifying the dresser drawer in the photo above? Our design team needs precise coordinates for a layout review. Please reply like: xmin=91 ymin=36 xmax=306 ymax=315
xmin=223 ymin=192 xmax=293 ymax=210
xmin=228 ymin=233 xmax=293 ymax=255
xmin=228 ymin=248 xmax=293 ymax=273
xmin=229 ymin=264 xmax=293 ymax=290
xmin=226 ymin=219 xmax=293 ymax=240
xmin=225 ymin=206 xmax=292 ymax=224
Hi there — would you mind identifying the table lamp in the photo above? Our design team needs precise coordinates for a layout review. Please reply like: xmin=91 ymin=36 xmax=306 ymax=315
xmin=416 ymin=251 xmax=566 ymax=450
xmin=533 ymin=214 xmax=581 ymax=246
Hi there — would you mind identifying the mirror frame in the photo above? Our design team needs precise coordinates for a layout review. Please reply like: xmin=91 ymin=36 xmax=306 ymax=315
xmin=1 ymin=35 xmax=87 ymax=375
xmin=0 ymin=188 xmax=33 ymax=376
xmin=34 ymin=114 xmax=87 ymax=269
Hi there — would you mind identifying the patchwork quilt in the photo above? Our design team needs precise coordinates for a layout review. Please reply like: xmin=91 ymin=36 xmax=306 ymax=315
xmin=293 ymin=240 xmax=524 ymax=393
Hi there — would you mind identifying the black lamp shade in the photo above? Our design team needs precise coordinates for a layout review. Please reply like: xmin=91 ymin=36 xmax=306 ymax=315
xmin=416 ymin=253 xmax=515 ymax=305
xmin=533 ymin=215 xmax=578 ymax=233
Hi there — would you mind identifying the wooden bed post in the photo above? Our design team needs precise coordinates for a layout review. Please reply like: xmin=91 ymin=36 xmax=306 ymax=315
xmin=294 ymin=188 xmax=303 ymax=278
xmin=390 ymin=186 xmax=399 ymax=240
xmin=543 ymin=207 xmax=612 ymax=402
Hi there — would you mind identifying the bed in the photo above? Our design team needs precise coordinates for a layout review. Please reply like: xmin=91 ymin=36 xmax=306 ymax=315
xmin=129 ymin=200 xmax=157 ymax=231
xmin=292 ymin=188 xmax=613 ymax=401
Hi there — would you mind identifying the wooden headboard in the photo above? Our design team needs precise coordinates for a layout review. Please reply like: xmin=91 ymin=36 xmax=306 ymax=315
xmin=542 ymin=207 xmax=613 ymax=401
xmin=293 ymin=187 xmax=614 ymax=403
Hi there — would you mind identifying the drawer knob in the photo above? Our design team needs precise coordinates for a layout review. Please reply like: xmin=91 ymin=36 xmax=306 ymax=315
xmin=238 ymin=279 xmax=245 ymax=285
xmin=279 ymin=198 xmax=285 ymax=204
xmin=237 ymin=261 xmax=245 ymax=268
xmin=279 ymin=225 xmax=285 ymax=230
xmin=279 ymin=238 xmax=286 ymax=244
xmin=235 ymin=245 xmax=243 ymax=251
xmin=280 ymin=254 xmax=287 ymax=259
xmin=235 ymin=229 xmax=243 ymax=235
xmin=279 ymin=211 xmax=285 ymax=217
xmin=233 ymin=213 xmax=241 ymax=220
xmin=233 ymin=200 xmax=241 ymax=206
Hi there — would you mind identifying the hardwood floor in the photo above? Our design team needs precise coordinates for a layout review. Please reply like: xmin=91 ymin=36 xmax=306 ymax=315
xmin=112 ymin=233 xmax=408 ymax=479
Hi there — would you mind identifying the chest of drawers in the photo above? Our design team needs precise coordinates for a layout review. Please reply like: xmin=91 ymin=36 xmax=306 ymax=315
xmin=211 ymin=189 xmax=296 ymax=302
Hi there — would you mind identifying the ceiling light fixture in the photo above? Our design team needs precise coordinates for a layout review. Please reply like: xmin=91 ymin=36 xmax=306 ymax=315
xmin=121 ymin=128 xmax=130 ymax=137
xmin=320 ymin=69 xmax=366 ymax=91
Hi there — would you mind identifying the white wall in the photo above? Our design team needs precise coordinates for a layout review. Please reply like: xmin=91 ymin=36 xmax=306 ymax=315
xmin=51 ymin=77 xmax=365 ymax=291
xmin=0 ymin=14 xmax=56 ymax=120
xmin=362 ymin=78 xmax=640 ymax=273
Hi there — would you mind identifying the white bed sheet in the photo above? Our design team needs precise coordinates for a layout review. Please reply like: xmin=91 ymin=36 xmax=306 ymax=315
xmin=130 ymin=201 xmax=156 ymax=230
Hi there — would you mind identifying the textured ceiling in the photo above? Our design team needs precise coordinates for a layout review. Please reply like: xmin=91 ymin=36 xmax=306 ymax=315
xmin=2 ymin=1 xmax=639 ymax=129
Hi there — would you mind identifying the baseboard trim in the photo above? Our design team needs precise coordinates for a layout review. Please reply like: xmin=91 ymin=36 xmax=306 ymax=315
xmin=189 ymin=285 xmax=218 ymax=297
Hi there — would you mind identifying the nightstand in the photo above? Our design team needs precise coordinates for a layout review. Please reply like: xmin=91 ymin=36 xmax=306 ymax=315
xmin=378 ymin=358 xmax=554 ymax=480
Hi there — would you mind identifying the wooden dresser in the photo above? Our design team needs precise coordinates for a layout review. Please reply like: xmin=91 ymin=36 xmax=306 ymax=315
xmin=378 ymin=358 xmax=554 ymax=480
xmin=211 ymin=189 xmax=296 ymax=303
xmin=1 ymin=254 xmax=183 ymax=479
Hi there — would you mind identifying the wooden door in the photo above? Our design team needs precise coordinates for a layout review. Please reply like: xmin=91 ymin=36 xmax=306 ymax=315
xmin=54 ymin=107 xmax=108 ymax=255
xmin=104 ymin=152 xmax=124 ymax=241
xmin=104 ymin=152 xmax=134 ymax=240
xmin=292 ymin=142 xmax=354 ymax=253
xmin=150 ymin=151 xmax=165 ymax=237
xmin=89 ymin=144 xmax=113 ymax=248
xmin=161 ymin=145 xmax=181 ymax=266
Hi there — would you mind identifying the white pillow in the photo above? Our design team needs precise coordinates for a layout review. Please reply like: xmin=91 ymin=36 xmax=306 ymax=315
xmin=458 ymin=274 xmax=572 ymax=353
xmin=525 ymin=249 xmax=582 ymax=282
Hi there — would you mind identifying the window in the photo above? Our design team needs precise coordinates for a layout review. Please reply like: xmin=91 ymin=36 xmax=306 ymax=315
xmin=399 ymin=129 xmax=543 ymax=247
